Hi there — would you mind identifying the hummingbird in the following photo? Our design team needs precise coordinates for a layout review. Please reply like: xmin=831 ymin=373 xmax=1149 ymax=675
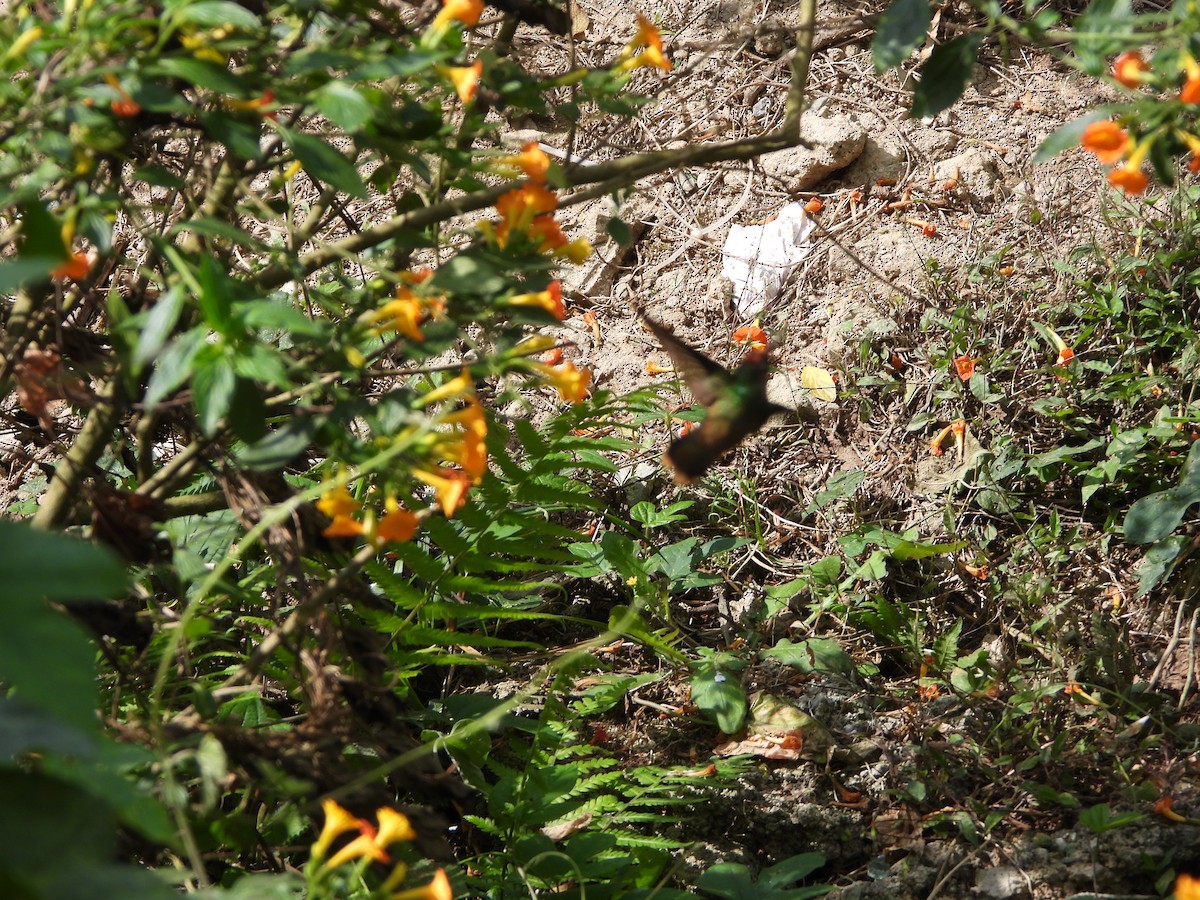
xmin=639 ymin=310 xmax=791 ymax=483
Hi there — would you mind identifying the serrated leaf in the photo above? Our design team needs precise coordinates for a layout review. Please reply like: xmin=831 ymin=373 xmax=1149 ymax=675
xmin=873 ymin=0 xmax=932 ymax=71
xmin=277 ymin=125 xmax=368 ymax=198
xmin=799 ymin=366 xmax=837 ymax=402
xmin=910 ymin=33 xmax=984 ymax=119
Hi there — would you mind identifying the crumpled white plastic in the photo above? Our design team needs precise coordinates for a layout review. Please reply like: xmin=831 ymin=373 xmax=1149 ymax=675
xmin=721 ymin=202 xmax=816 ymax=317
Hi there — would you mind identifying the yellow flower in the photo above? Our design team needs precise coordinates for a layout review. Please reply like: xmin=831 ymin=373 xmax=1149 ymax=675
xmin=364 ymin=294 xmax=423 ymax=340
xmin=317 ymin=485 xmax=361 ymax=520
xmin=391 ymin=868 xmax=453 ymax=900
xmin=438 ymin=399 xmax=488 ymax=481
xmin=419 ymin=369 xmax=474 ymax=408
xmin=311 ymin=800 xmax=362 ymax=860
xmin=325 ymin=831 xmax=389 ymax=869
xmin=431 ymin=0 xmax=484 ymax=30
xmin=442 ymin=60 xmax=482 ymax=103
xmin=615 ymin=45 xmax=672 ymax=73
xmin=556 ymin=237 xmax=593 ymax=264
xmin=179 ymin=32 xmax=228 ymax=64
xmin=615 ymin=15 xmax=672 ymax=72
xmin=506 ymin=281 xmax=565 ymax=320
xmin=375 ymin=808 xmax=418 ymax=847
xmin=530 ymin=360 xmax=591 ymax=404
xmin=323 ymin=514 xmax=365 ymax=538
xmin=415 ymin=467 xmax=472 ymax=517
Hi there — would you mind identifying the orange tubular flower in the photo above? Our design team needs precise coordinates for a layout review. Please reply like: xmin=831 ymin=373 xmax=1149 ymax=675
xmin=1112 ymin=50 xmax=1149 ymax=88
xmin=374 ymin=499 xmax=419 ymax=544
xmin=1109 ymin=163 xmax=1150 ymax=195
xmin=507 ymin=281 xmax=565 ymax=319
xmin=929 ymin=420 xmax=965 ymax=457
xmin=1155 ymin=795 xmax=1189 ymax=823
xmin=311 ymin=800 xmax=362 ymax=860
xmin=1107 ymin=137 xmax=1152 ymax=195
xmin=1080 ymin=121 xmax=1130 ymax=164
xmin=733 ymin=324 xmax=769 ymax=348
xmin=616 ymin=15 xmax=672 ymax=73
xmin=953 ymin=355 xmax=976 ymax=381
xmin=494 ymin=184 xmax=558 ymax=246
xmin=500 ymin=141 xmax=551 ymax=183
xmin=1176 ymin=873 xmax=1200 ymax=900
xmin=365 ymin=291 xmax=427 ymax=341
xmin=51 ymin=251 xmax=90 ymax=281
xmin=431 ymin=0 xmax=484 ymax=29
xmin=325 ymin=830 xmax=390 ymax=870
xmin=391 ymin=869 xmax=454 ymax=900
xmin=415 ymin=467 xmax=472 ymax=517
xmin=443 ymin=60 xmax=482 ymax=103
xmin=1182 ymin=54 xmax=1200 ymax=104
xmin=438 ymin=399 xmax=488 ymax=481
xmin=530 ymin=360 xmax=592 ymax=404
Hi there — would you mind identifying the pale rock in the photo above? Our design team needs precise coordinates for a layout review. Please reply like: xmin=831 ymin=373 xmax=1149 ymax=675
xmin=758 ymin=112 xmax=867 ymax=191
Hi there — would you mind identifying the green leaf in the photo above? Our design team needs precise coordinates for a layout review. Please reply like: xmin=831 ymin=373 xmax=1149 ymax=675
xmin=277 ymin=125 xmax=368 ymax=198
xmin=764 ymin=638 xmax=855 ymax=678
xmin=312 ymin=82 xmax=372 ymax=131
xmin=174 ymin=0 xmax=262 ymax=30
xmin=0 ymin=605 xmax=99 ymax=733
xmin=197 ymin=255 xmax=236 ymax=333
xmin=1124 ymin=442 xmax=1200 ymax=544
xmin=873 ymin=0 xmax=932 ymax=72
xmin=172 ymin=217 xmax=268 ymax=250
xmin=1136 ymin=535 xmax=1188 ymax=596
xmin=237 ymin=417 xmax=318 ymax=469
xmin=0 ymin=257 xmax=58 ymax=293
xmin=201 ymin=111 xmax=263 ymax=158
xmin=151 ymin=57 xmax=246 ymax=93
xmin=910 ymin=33 xmax=984 ymax=119
xmin=192 ymin=349 xmax=238 ymax=435
xmin=690 ymin=669 xmax=746 ymax=734
xmin=0 ymin=520 xmax=127 ymax=606
xmin=1073 ymin=0 xmax=1133 ymax=74
xmin=145 ymin=327 xmax=207 ymax=408
xmin=18 ymin=201 xmax=69 ymax=261
xmin=433 ymin=251 xmax=507 ymax=297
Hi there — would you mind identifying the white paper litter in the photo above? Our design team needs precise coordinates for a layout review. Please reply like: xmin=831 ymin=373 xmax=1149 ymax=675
xmin=721 ymin=202 xmax=816 ymax=317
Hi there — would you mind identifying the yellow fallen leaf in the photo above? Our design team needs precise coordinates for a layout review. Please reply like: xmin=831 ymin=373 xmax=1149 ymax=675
xmin=800 ymin=366 xmax=837 ymax=402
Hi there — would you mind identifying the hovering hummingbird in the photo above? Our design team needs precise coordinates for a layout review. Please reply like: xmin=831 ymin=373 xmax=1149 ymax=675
xmin=639 ymin=310 xmax=791 ymax=483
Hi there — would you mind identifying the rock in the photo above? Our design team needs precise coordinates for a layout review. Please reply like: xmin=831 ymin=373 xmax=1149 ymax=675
xmin=933 ymin=148 xmax=1001 ymax=203
xmin=759 ymin=112 xmax=868 ymax=191
xmin=974 ymin=865 xmax=1030 ymax=899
